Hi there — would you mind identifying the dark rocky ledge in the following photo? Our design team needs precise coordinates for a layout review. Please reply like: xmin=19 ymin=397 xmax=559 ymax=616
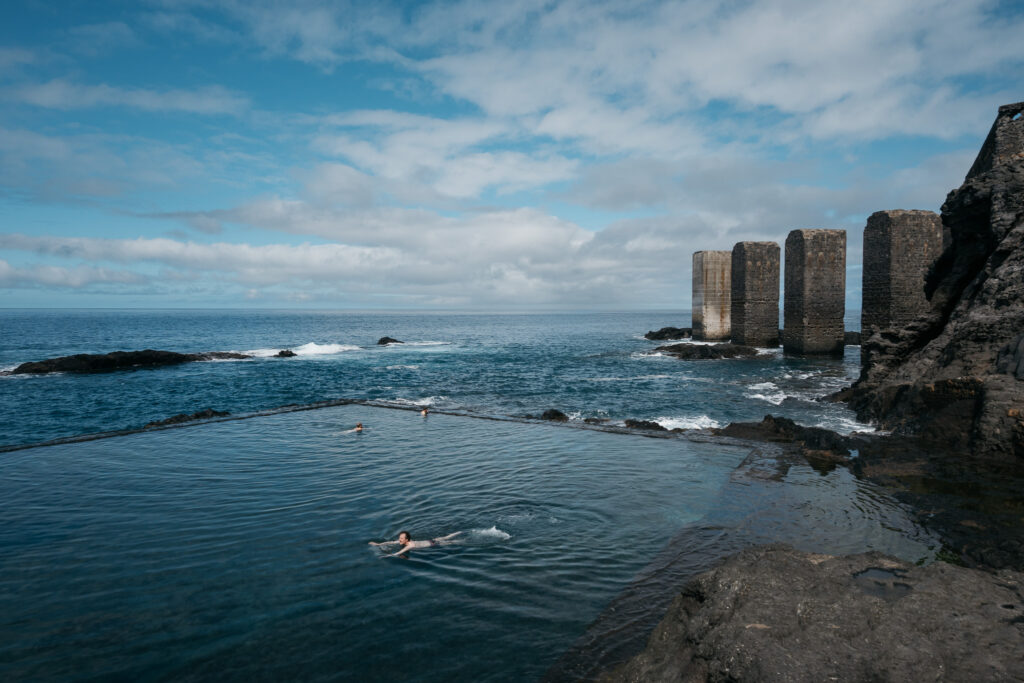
xmin=655 ymin=343 xmax=759 ymax=360
xmin=10 ymin=349 xmax=252 ymax=375
xmin=377 ymin=336 xmax=404 ymax=345
xmin=145 ymin=408 xmax=230 ymax=429
xmin=604 ymin=544 xmax=1024 ymax=683
xmin=644 ymin=327 xmax=691 ymax=341
xmin=276 ymin=349 xmax=296 ymax=357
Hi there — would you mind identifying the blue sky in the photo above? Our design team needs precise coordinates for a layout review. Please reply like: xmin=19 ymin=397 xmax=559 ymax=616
xmin=1 ymin=0 xmax=1022 ymax=309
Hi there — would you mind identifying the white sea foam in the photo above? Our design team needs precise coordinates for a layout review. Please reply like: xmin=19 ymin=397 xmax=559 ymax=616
xmin=382 ymin=365 xmax=420 ymax=371
xmin=245 ymin=342 xmax=361 ymax=357
xmin=653 ymin=415 xmax=721 ymax=430
xmin=384 ymin=395 xmax=448 ymax=407
xmin=471 ymin=526 xmax=511 ymax=541
xmin=746 ymin=391 xmax=788 ymax=405
xmin=400 ymin=340 xmax=452 ymax=347
xmin=815 ymin=414 xmax=883 ymax=435
xmin=747 ymin=381 xmax=777 ymax=391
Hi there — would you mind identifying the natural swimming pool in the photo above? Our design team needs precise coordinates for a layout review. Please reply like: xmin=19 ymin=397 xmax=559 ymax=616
xmin=0 ymin=404 xmax=937 ymax=681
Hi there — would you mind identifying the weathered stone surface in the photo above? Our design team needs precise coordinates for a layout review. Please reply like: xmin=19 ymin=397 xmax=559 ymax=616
xmin=783 ymin=229 xmax=846 ymax=356
xmin=730 ymin=242 xmax=780 ymax=347
xmin=844 ymin=102 xmax=1024 ymax=460
xmin=655 ymin=343 xmax=758 ymax=360
xmin=691 ymin=251 xmax=731 ymax=341
xmin=377 ymin=336 xmax=403 ymax=345
xmin=11 ymin=349 xmax=251 ymax=374
xmin=604 ymin=545 xmax=1024 ymax=683
xmin=861 ymin=210 xmax=943 ymax=335
xmin=714 ymin=414 xmax=852 ymax=455
xmin=145 ymin=408 xmax=230 ymax=429
xmin=540 ymin=408 xmax=570 ymax=422
xmin=644 ymin=327 xmax=691 ymax=341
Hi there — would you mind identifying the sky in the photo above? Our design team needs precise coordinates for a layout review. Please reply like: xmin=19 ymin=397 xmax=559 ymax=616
xmin=0 ymin=0 xmax=1022 ymax=310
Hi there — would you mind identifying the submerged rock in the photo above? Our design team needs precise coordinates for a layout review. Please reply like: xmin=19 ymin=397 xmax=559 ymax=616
xmin=644 ymin=327 xmax=692 ymax=341
xmin=377 ymin=337 xmax=403 ymax=345
xmin=145 ymin=408 xmax=230 ymax=429
xmin=540 ymin=409 xmax=570 ymax=422
xmin=841 ymin=102 xmax=1024 ymax=461
xmin=605 ymin=545 xmax=1024 ymax=683
xmin=11 ymin=349 xmax=251 ymax=375
xmin=655 ymin=343 xmax=758 ymax=360
xmin=276 ymin=349 xmax=297 ymax=357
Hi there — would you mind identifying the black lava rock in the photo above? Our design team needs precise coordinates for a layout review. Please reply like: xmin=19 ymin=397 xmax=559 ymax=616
xmin=624 ymin=419 xmax=667 ymax=431
xmin=276 ymin=349 xmax=297 ymax=357
xmin=11 ymin=349 xmax=252 ymax=374
xmin=377 ymin=337 xmax=404 ymax=345
xmin=540 ymin=409 xmax=570 ymax=422
xmin=644 ymin=327 xmax=692 ymax=341
xmin=655 ymin=343 xmax=759 ymax=360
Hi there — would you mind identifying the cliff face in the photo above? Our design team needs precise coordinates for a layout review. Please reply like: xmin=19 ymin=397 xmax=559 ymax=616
xmin=845 ymin=102 xmax=1024 ymax=460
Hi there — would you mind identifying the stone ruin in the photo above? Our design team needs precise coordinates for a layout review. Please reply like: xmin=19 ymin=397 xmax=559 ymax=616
xmin=691 ymin=251 xmax=732 ymax=341
xmin=782 ymin=229 xmax=846 ymax=356
xmin=861 ymin=210 xmax=944 ymax=334
xmin=730 ymin=242 xmax=780 ymax=347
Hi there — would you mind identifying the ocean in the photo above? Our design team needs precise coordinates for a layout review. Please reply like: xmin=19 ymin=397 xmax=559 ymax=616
xmin=0 ymin=310 xmax=937 ymax=681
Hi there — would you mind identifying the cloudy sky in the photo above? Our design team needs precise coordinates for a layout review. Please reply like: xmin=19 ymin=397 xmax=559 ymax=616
xmin=1 ymin=0 xmax=1021 ymax=310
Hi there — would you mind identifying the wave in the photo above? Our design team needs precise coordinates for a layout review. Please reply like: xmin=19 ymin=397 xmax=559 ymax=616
xmin=382 ymin=396 xmax=449 ymax=407
xmin=245 ymin=342 xmax=361 ymax=358
xmin=380 ymin=365 xmax=420 ymax=371
xmin=653 ymin=415 xmax=721 ymax=430
xmin=814 ymin=414 xmax=883 ymax=435
xmin=395 ymin=341 xmax=452 ymax=347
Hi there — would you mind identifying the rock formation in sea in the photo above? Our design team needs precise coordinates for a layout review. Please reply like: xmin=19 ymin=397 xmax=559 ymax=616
xmin=144 ymin=408 xmax=231 ymax=428
xmin=840 ymin=102 xmax=1024 ymax=461
xmin=654 ymin=343 xmax=759 ymax=360
xmin=276 ymin=349 xmax=296 ymax=357
xmin=540 ymin=409 xmax=570 ymax=422
xmin=377 ymin=337 xmax=404 ymax=345
xmin=644 ymin=327 xmax=691 ymax=341
xmin=604 ymin=545 xmax=1024 ymax=682
xmin=10 ymin=349 xmax=252 ymax=374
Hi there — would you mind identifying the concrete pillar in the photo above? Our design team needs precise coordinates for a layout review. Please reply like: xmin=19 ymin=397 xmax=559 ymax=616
xmin=861 ymin=210 xmax=943 ymax=334
xmin=783 ymin=229 xmax=846 ymax=355
xmin=731 ymin=241 xmax=780 ymax=347
xmin=691 ymin=251 xmax=732 ymax=341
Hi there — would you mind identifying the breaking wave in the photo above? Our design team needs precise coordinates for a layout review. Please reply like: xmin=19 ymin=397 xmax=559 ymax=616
xmin=245 ymin=342 xmax=361 ymax=357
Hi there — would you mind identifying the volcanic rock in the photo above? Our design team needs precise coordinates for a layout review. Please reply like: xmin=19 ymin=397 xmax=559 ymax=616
xmin=276 ymin=349 xmax=296 ymax=357
xmin=377 ymin=337 xmax=404 ymax=345
xmin=624 ymin=419 xmax=667 ymax=431
xmin=841 ymin=102 xmax=1024 ymax=461
xmin=604 ymin=545 xmax=1024 ymax=683
xmin=644 ymin=327 xmax=692 ymax=341
xmin=11 ymin=349 xmax=251 ymax=374
xmin=655 ymin=343 xmax=758 ymax=360
xmin=541 ymin=409 xmax=570 ymax=422
xmin=715 ymin=415 xmax=853 ymax=455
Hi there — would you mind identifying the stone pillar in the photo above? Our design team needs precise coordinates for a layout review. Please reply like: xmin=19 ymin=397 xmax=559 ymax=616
xmin=691 ymin=251 xmax=732 ymax=341
xmin=731 ymin=241 xmax=780 ymax=347
xmin=783 ymin=229 xmax=846 ymax=355
xmin=861 ymin=210 xmax=943 ymax=334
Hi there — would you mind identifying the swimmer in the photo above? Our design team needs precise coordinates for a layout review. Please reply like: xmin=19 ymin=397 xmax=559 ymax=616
xmin=370 ymin=530 xmax=462 ymax=556
xmin=420 ymin=407 xmax=428 ymax=417
xmin=354 ymin=422 xmax=363 ymax=432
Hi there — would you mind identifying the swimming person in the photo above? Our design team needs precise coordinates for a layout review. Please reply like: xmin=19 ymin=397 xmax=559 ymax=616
xmin=420 ymin=407 xmax=428 ymax=417
xmin=370 ymin=530 xmax=462 ymax=556
xmin=354 ymin=423 xmax=363 ymax=432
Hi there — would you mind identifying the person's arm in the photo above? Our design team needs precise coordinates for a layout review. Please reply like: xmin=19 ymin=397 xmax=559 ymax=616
xmin=369 ymin=540 xmax=400 ymax=547
xmin=389 ymin=544 xmax=412 ymax=556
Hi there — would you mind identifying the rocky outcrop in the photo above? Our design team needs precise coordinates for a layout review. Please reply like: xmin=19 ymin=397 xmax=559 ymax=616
xmin=540 ymin=409 xmax=570 ymax=422
xmin=377 ymin=337 xmax=403 ymax=345
xmin=144 ymin=408 xmax=230 ymax=428
xmin=10 ymin=349 xmax=251 ymax=375
xmin=842 ymin=102 xmax=1024 ymax=461
xmin=604 ymin=545 xmax=1024 ymax=683
xmin=655 ymin=343 xmax=758 ymax=360
xmin=714 ymin=415 xmax=852 ymax=455
xmin=624 ymin=419 xmax=667 ymax=431
xmin=644 ymin=327 xmax=691 ymax=341
xmin=276 ymin=349 xmax=296 ymax=357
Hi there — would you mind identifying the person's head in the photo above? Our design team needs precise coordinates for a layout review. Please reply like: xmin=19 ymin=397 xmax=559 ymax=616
xmin=356 ymin=422 xmax=363 ymax=428
xmin=398 ymin=531 xmax=411 ymax=544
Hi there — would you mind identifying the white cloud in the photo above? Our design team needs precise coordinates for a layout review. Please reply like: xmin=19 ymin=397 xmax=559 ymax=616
xmin=9 ymin=80 xmax=249 ymax=115
xmin=0 ymin=259 xmax=147 ymax=288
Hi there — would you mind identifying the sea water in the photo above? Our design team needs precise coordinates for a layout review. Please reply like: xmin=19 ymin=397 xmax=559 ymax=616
xmin=0 ymin=310 xmax=868 ymax=448
xmin=0 ymin=310 xmax=936 ymax=681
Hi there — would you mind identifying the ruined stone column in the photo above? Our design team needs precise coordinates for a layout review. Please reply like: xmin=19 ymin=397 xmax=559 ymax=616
xmin=783 ymin=229 xmax=846 ymax=355
xmin=861 ymin=210 xmax=943 ymax=334
xmin=692 ymin=251 xmax=732 ymax=341
xmin=731 ymin=242 xmax=780 ymax=347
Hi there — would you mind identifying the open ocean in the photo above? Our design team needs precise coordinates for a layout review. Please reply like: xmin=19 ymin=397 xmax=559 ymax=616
xmin=0 ymin=310 xmax=939 ymax=681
